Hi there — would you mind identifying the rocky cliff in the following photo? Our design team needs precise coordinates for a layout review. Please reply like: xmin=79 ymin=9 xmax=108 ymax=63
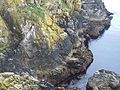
xmin=0 ymin=0 xmax=112 ymax=89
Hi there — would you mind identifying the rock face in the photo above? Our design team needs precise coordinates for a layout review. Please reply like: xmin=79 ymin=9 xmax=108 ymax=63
xmin=0 ymin=0 xmax=112 ymax=88
xmin=87 ymin=69 xmax=120 ymax=90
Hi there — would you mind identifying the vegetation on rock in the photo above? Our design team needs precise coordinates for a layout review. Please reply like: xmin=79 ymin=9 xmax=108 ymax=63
xmin=0 ymin=72 xmax=39 ymax=90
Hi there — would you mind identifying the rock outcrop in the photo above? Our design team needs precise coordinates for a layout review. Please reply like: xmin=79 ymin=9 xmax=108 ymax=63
xmin=87 ymin=69 xmax=120 ymax=90
xmin=0 ymin=72 xmax=55 ymax=90
xmin=0 ymin=0 xmax=112 ymax=89
xmin=0 ymin=72 xmax=40 ymax=90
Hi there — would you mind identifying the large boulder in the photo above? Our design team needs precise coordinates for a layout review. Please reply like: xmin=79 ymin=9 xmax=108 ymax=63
xmin=87 ymin=69 xmax=120 ymax=90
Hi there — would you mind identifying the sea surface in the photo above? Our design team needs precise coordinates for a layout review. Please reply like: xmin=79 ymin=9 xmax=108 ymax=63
xmin=69 ymin=0 xmax=120 ymax=89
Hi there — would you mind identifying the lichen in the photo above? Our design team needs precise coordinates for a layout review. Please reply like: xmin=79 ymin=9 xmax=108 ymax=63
xmin=0 ymin=16 xmax=10 ymax=56
xmin=0 ymin=72 xmax=39 ymax=90
xmin=18 ymin=4 xmax=68 ymax=49
xmin=0 ymin=0 xmax=81 ymax=50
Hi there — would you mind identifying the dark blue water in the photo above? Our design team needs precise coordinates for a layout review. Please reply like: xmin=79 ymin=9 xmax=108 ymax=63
xmin=69 ymin=0 xmax=120 ymax=89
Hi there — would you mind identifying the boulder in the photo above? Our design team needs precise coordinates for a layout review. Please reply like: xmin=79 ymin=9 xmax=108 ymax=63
xmin=87 ymin=69 xmax=120 ymax=90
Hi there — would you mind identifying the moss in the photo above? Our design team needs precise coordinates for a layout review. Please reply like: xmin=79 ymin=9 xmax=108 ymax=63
xmin=0 ymin=16 xmax=10 ymax=55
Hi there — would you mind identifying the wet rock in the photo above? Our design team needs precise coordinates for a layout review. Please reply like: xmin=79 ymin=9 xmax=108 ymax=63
xmin=87 ymin=69 xmax=120 ymax=90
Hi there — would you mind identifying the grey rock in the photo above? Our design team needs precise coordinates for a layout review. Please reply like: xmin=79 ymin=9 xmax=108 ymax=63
xmin=87 ymin=69 xmax=120 ymax=90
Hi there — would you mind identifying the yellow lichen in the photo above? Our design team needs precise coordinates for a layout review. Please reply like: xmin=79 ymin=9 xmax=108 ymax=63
xmin=3 ymin=76 xmax=14 ymax=87
xmin=7 ymin=0 xmax=23 ymax=6
xmin=52 ymin=15 xmax=58 ymax=23
xmin=51 ymin=33 xmax=59 ymax=42
xmin=57 ymin=27 xmax=65 ymax=35
xmin=0 ymin=73 xmax=39 ymax=90
xmin=1 ymin=0 xmax=82 ymax=50
xmin=51 ymin=23 xmax=57 ymax=30
xmin=73 ymin=0 xmax=81 ymax=11
xmin=63 ymin=11 xmax=69 ymax=17
xmin=41 ymin=23 xmax=47 ymax=31
xmin=46 ymin=16 xmax=53 ymax=26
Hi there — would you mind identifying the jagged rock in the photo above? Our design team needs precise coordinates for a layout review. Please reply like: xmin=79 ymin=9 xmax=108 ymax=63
xmin=87 ymin=69 xmax=120 ymax=90
xmin=0 ymin=0 xmax=112 ymax=87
